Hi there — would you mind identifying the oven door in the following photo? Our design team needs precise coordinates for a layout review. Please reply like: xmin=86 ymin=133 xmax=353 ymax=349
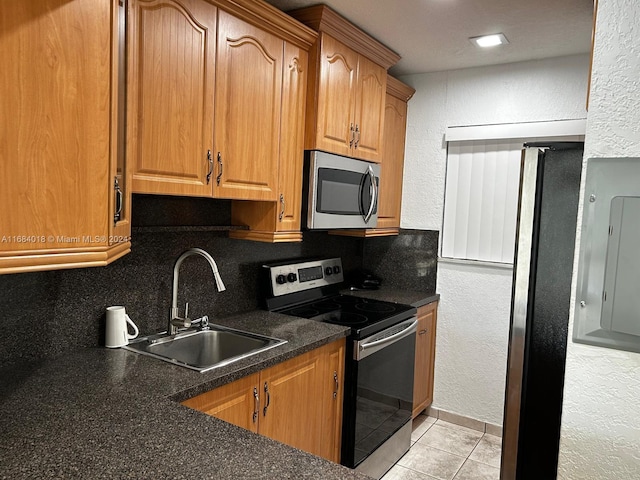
xmin=305 ymin=150 xmax=379 ymax=229
xmin=342 ymin=317 xmax=417 ymax=477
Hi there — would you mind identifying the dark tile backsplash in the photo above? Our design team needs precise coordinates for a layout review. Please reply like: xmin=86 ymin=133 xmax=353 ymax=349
xmin=0 ymin=210 xmax=437 ymax=369
xmin=361 ymin=229 xmax=439 ymax=293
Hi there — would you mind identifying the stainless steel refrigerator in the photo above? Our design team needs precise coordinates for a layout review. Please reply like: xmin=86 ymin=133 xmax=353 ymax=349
xmin=500 ymin=142 xmax=584 ymax=479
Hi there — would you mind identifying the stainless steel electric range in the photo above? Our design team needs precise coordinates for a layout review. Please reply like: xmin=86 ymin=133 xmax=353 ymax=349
xmin=263 ymin=257 xmax=417 ymax=479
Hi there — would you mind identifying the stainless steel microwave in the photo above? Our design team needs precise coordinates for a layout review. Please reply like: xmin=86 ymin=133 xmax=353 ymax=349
xmin=303 ymin=150 xmax=380 ymax=229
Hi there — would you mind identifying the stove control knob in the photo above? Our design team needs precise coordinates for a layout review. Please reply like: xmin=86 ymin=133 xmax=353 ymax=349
xmin=333 ymin=266 xmax=341 ymax=274
xmin=287 ymin=273 xmax=297 ymax=283
xmin=325 ymin=267 xmax=333 ymax=276
xmin=276 ymin=274 xmax=286 ymax=285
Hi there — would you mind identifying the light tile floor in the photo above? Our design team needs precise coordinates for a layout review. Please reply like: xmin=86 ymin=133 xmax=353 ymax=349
xmin=381 ymin=414 xmax=502 ymax=480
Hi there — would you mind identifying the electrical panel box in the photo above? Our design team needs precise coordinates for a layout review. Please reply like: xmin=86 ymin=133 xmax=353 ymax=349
xmin=574 ymin=158 xmax=640 ymax=353
xmin=600 ymin=196 xmax=640 ymax=336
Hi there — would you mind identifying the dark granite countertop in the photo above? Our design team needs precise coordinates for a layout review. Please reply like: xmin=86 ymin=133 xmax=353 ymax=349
xmin=342 ymin=287 xmax=440 ymax=308
xmin=0 ymin=310 xmax=372 ymax=479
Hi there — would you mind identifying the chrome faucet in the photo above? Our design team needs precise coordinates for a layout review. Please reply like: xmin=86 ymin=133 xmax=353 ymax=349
xmin=169 ymin=248 xmax=226 ymax=335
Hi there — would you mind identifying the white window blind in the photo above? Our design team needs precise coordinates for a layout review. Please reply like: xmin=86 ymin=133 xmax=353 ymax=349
xmin=441 ymin=139 xmax=524 ymax=264
xmin=441 ymin=120 xmax=585 ymax=265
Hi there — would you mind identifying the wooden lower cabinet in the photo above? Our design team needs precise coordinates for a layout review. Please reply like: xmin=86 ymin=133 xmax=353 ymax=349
xmin=182 ymin=373 xmax=259 ymax=433
xmin=412 ymin=301 xmax=438 ymax=418
xmin=182 ymin=338 xmax=345 ymax=462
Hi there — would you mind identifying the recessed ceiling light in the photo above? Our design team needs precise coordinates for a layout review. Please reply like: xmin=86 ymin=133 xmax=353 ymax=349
xmin=469 ymin=33 xmax=509 ymax=48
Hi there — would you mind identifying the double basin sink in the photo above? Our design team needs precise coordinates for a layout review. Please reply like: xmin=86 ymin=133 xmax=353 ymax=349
xmin=124 ymin=324 xmax=287 ymax=373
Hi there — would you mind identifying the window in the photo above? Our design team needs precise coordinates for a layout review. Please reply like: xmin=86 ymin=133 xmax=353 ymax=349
xmin=441 ymin=120 xmax=586 ymax=264
xmin=441 ymin=139 xmax=523 ymax=263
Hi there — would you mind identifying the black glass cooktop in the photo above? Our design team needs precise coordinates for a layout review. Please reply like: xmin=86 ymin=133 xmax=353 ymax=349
xmin=278 ymin=294 xmax=416 ymax=339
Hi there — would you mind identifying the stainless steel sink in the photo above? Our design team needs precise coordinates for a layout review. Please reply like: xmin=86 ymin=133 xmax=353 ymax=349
xmin=123 ymin=325 xmax=287 ymax=373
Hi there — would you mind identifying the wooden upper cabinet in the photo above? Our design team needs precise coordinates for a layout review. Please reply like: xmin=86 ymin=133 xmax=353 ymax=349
xmin=376 ymin=94 xmax=406 ymax=228
xmin=314 ymin=34 xmax=358 ymax=157
xmin=128 ymin=0 xmax=316 ymax=209
xmin=214 ymin=11 xmax=282 ymax=201
xmin=307 ymin=33 xmax=386 ymax=162
xmin=328 ymin=76 xmax=414 ymax=238
xmin=353 ymin=55 xmax=386 ymax=161
xmin=128 ymin=0 xmax=216 ymax=197
xmin=229 ymin=38 xmax=313 ymax=243
xmin=376 ymin=76 xmax=415 ymax=230
xmin=290 ymin=5 xmax=399 ymax=163
xmin=0 ymin=0 xmax=130 ymax=274
xmin=277 ymin=44 xmax=309 ymax=234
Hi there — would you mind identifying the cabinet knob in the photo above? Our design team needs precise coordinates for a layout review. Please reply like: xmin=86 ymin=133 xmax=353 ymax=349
xmin=419 ymin=329 xmax=428 ymax=335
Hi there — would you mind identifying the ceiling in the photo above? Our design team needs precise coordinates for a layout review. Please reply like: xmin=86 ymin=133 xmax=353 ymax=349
xmin=263 ymin=0 xmax=595 ymax=76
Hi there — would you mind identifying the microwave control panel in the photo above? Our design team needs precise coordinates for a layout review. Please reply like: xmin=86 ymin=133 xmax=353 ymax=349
xmin=266 ymin=258 xmax=344 ymax=297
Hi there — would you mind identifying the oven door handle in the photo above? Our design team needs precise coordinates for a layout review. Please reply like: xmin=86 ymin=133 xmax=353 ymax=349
xmin=355 ymin=318 xmax=417 ymax=361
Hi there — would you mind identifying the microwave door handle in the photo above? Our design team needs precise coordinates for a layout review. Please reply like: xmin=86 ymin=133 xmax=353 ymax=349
xmin=363 ymin=165 xmax=377 ymax=224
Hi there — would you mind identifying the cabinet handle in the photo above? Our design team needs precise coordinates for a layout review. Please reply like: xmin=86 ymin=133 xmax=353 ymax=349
xmin=216 ymin=152 xmax=223 ymax=186
xmin=206 ymin=150 xmax=213 ymax=184
xmin=263 ymin=382 xmax=270 ymax=417
xmin=278 ymin=194 xmax=285 ymax=221
xmin=113 ymin=176 xmax=123 ymax=224
xmin=354 ymin=124 xmax=360 ymax=149
xmin=349 ymin=123 xmax=355 ymax=148
xmin=333 ymin=370 xmax=338 ymax=399
xmin=419 ymin=329 xmax=428 ymax=335
xmin=253 ymin=387 xmax=259 ymax=424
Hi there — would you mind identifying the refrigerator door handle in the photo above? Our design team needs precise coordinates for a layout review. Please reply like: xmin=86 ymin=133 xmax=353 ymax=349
xmin=501 ymin=147 xmax=543 ymax=480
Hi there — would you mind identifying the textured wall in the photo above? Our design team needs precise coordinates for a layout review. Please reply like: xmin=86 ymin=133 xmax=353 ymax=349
xmin=558 ymin=0 xmax=640 ymax=477
xmin=398 ymin=54 xmax=590 ymax=424
xmin=399 ymin=54 xmax=590 ymax=232
xmin=435 ymin=262 xmax=512 ymax=424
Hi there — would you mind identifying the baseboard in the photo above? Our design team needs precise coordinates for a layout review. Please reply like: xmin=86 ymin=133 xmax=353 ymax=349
xmin=422 ymin=407 xmax=503 ymax=437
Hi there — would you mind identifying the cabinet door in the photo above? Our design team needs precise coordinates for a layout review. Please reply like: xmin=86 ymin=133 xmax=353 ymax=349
xmin=0 ymin=0 xmax=123 ymax=272
xmin=376 ymin=94 xmax=407 ymax=229
xmin=353 ymin=55 xmax=386 ymax=162
xmin=111 ymin=0 xmax=132 ymax=246
xmin=258 ymin=347 xmax=326 ymax=457
xmin=128 ymin=0 xmax=216 ymax=197
xmin=277 ymin=43 xmax=308 ymax=232
xmin=214 ymin=11 xmax=282 ymax=201
xmin=320 ymin=338 xmax=345 ymax=463
xmin=413 ymin=301 xmax=438 ymax=418
xmin=313 ymin=34 xmax=358 ymax=156
xmin=181 ymin=373 xmax=259 ymax=434
xmin=228 ymin=42 xmax=307 ymax=242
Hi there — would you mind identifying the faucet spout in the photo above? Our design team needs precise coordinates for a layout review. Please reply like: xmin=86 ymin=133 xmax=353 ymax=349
xmin=169 ymin=248 xmax=225 ymax=334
